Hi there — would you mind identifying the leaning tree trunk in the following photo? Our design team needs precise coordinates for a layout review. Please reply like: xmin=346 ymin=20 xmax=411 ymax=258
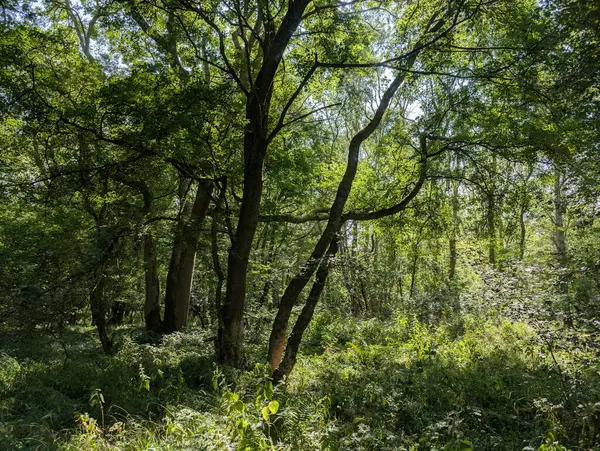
xmin=267 ymin=71 xmax=411 ymax=369
xmin=273 ymin=154 xmax=428 ymax=379
xmin=265 ymin=1 xmax=455 ymax=367
xmin=273 ymin=238 xmax=339 ymax=381
xmin=162 ymin=180 xmax=213 ymax=333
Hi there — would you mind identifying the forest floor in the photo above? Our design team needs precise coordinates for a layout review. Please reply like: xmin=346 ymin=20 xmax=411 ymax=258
xmin=1 ymin=306 xmax=599 ymax=450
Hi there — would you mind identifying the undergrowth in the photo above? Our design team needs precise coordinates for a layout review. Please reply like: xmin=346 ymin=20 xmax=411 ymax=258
xmin=1 ymin=312 xmax=599 ymax=450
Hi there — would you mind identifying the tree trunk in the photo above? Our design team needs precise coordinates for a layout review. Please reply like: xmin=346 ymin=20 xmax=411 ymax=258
xmin=90 ymin=275 xmax=112 ymax=354
xmin=144 ymin=232 xmax=162 ymax=332
xmin=163 ymin=180 xmax=213 ymax=333
xmin=519 ymin=205 xmax=526 ymax=261
xmin=211 ymin=186 xmax=225 ymax=328
xmin=409 ymin=244 xmax=419 ymax=299
xmin=398 ymin=266 xmax=404 ymax=300
xmin=267 ymin=73 xmax=411 ymax=369
xmin=449 ymin=179 xmax=459 ymax=280
xmin=273 ymin=238 xmax=338 ymax=381
xmin=217 ymin=157 xmax=263 ymax=364
xmin=410 ymin=219 xmax=427 ymax=299
xmin=109 ymin=301 xmax=126 ymax=325
xmin=554 ymin=171 xmax=568 ymax=283
xmin=349 ymin=221 xmax=361 ymax=314
xmin=554 ymin=169 xmax=571 ymax=325
xmin=272 ymin=274 xmax=282 ymax=308
xmin=518 ymin=163 xmax=534 ymax=261
xmin=109 ymin=176 xmax=161 ymax=332
xmin=359 ymin=279 xmax=369 ymax=313
xmin=487 ymin=192 xmax=496 ymax=266
xmin=217 ymin=0 xmax=313 ymax=366
xmin=259 ymin=224 xmax=278 ymax=305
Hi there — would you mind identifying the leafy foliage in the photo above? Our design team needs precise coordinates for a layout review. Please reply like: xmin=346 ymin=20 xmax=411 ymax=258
xmin=1 ymin=0 xmax=599 ymax=449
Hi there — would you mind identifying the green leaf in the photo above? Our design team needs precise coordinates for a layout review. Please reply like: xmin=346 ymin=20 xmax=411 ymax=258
xmin=231 ymin=400 xmax=244 ymax=412
xmin=458 ymin=440 xmax=473 ymax=451
xmin=268 ymin=400 xmax=279 ymax=414
xmin=265 ymin=381 xmax=274 ymax=400
xmin=261 ymin=406 xmax=271 ymax=422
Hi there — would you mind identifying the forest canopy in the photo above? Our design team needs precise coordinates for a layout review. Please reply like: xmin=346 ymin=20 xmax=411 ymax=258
xmin=0 ymin=0 xmax=599 ymax=449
